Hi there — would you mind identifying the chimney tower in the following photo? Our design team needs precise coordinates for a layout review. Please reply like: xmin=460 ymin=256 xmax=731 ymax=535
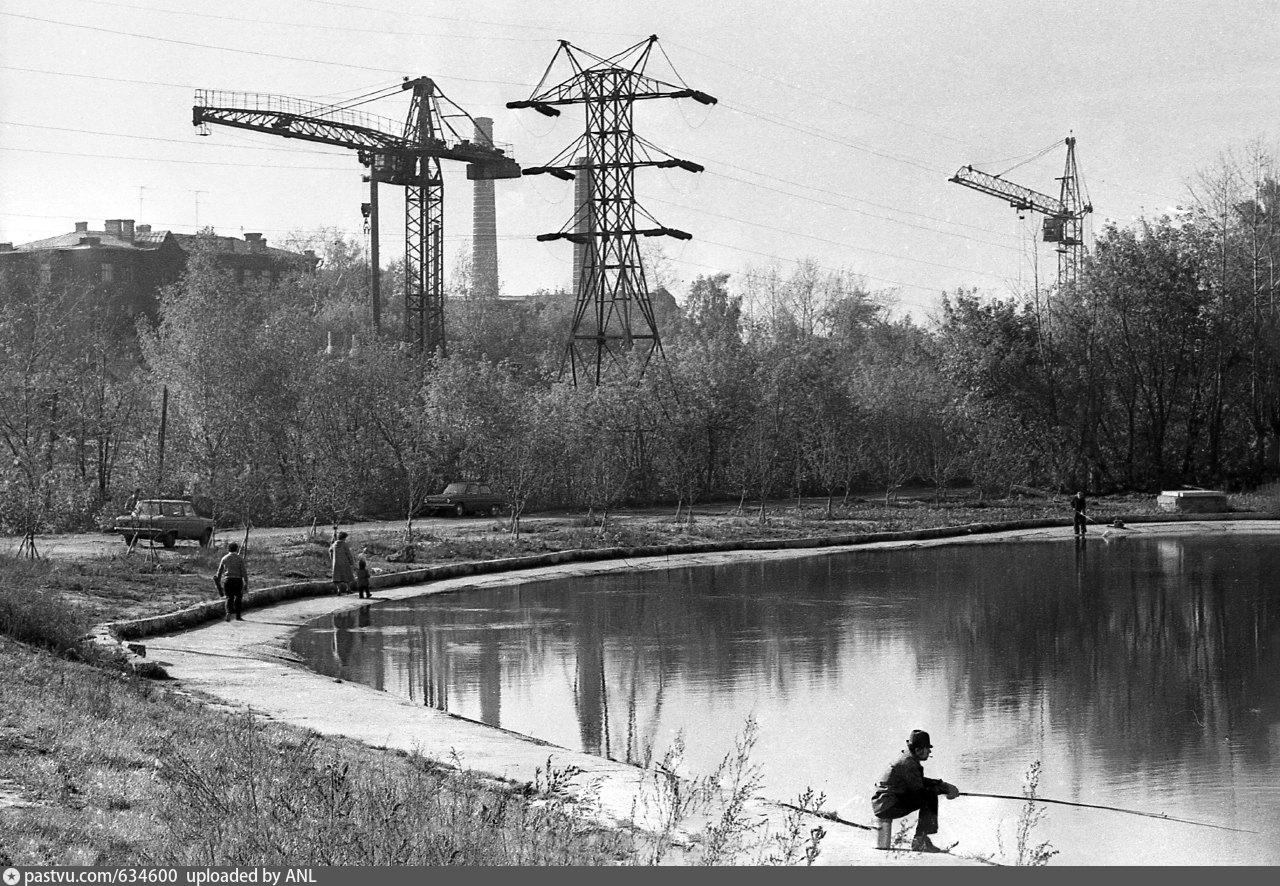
xmin=471 ymin=117 xmax=499 ymax=299
xmin=570 ymin=155 xmax=593 ymax=295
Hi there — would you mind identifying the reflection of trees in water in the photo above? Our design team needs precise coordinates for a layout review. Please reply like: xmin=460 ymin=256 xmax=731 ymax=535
xmin=292 ymin=536 xmax=1279 ymax=773
xmin=919 ymin=537 xmax=1279 ymax=772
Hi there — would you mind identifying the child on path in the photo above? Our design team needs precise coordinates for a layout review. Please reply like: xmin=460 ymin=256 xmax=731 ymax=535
xmin=356 ymin=558 xmax=371 ymax=599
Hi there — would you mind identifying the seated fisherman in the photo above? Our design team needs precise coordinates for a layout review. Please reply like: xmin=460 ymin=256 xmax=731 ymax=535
xmin=871 ymin=729 xmax=959 ymax=852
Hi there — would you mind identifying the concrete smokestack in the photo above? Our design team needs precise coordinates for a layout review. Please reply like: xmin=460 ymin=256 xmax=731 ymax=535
xmin=471 ymin=117 xmax=499 ymax=299
xmin=571 ymin=155 xmax=594 ymax=295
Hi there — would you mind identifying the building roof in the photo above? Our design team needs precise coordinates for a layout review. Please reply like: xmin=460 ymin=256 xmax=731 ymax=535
xmin=169 ymin=232 xmax=311 ymax=261
xmin=9 ymin=222 xmax=315 ymax=264
xmin=12 ymin=229 xmax=168 ymax=252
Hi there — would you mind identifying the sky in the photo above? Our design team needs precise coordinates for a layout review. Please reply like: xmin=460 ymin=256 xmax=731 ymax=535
xmin=3 ymin=0 xmax=1279 ymax=320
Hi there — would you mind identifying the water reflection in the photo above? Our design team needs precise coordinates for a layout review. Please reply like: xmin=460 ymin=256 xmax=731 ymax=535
xmin=292 ymin=534 xmax=1280 ymax=865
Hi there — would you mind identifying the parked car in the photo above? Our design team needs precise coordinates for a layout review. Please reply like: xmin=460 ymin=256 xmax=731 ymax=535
xmin=114 ymin=499 xmax=215 ymax=548
xmin=418 ymin=481 xmax=507 ymax=517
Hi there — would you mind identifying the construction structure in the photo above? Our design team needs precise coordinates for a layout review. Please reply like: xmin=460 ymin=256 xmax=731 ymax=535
xmin=950 ymin=136 xmax=1092 ymax=288
xmin=508 ymin=36 xmax=715 ymax=385
xmin=193 ymin=77 xmax=520 ymax=355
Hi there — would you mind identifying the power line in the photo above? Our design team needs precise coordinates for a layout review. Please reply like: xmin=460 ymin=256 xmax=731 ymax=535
xmin=666 ymin=38 xmax=979 ymax=153
xmin=0 ymin=144 xmax=351 ymax=171
xmin=0 ymin=62 xmax=394 ymax=103
xmin=668 ymin=239 xmax=951 ymax=308
xmin=717 ymin=100 xmax=947 ymax=178
xmin=699 ymin=167 xmax=1019 ymax=253
xmin=648 ymin=195 xmax=1010 ymax=281
xmin=69 ymin=0 xmax=569 ymax=48
xmin=693 ymin=151 xmax=1012 ymax=241
xmin=0 ymin=119 xmax=351 ymax=157
xmin=301 ymin=0 xmax=637 ymax=39
xmin=0 ymin=9 xmax=529 ymax=87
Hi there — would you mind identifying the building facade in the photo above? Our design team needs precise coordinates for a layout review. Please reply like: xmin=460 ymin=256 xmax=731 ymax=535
xmin=0 ymin=219 xmax=319 ymax=322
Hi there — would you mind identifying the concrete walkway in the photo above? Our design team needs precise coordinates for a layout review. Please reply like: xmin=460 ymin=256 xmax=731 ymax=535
xmin=131 ymin=521 xmax=1279 ymax=866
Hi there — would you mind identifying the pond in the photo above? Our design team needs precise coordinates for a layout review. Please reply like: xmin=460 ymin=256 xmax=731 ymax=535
xmin=292 ymin=531 xmax=1280 ymax=865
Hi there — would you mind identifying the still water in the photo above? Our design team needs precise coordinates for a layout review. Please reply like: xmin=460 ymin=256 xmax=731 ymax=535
xmin=293 ymin=532 xmax=1280 ymax=865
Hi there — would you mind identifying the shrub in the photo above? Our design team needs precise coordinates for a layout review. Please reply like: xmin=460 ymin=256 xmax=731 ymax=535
xmin=0 ymin=556 xmax=93 ymax=653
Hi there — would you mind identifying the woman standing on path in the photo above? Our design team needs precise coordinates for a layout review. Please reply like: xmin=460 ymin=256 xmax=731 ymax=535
xmin=329 ymin=530 xmax=356 ymax=595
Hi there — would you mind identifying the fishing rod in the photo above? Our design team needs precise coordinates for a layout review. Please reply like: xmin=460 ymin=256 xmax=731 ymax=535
xmin=773 ymin=801 xmax=873 ymax=830
xmin=959 ymin=792 xmax=1257 ymax=834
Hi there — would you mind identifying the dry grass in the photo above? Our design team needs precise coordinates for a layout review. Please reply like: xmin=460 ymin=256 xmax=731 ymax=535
xmin=0 ymin=637 xmax=634 ymax=866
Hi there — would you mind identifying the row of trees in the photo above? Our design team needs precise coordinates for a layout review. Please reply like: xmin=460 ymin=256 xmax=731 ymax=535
xmin=3 ymin=148 xmax=1279 ymax=536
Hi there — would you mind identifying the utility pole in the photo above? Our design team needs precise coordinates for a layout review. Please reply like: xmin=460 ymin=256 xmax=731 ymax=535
xmin=157 ymin=385 xmax=168 ymax=493
xmin=190 ymin=190 xmax=208 ymax=229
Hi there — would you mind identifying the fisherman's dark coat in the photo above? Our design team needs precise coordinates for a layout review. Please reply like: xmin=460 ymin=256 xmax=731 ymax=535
xmin=872 ymin=751 xmax=944 ymax=816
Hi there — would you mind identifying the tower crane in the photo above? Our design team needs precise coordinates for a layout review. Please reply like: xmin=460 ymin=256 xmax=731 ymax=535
xmin=193 ymin=77 xmax=520 ymax=356
xmin=950 ymin=136 xmax=1092 ymax=287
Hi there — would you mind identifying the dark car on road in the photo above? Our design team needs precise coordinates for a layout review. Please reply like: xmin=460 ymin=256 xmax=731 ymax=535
xmin=114 ymin=499 xmax=215 ymax=548
xmin=418 ymin=481 xmax=507 ymax=517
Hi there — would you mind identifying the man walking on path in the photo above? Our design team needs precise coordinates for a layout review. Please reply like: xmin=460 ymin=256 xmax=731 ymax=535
xmin=330 ymin=530 xmax=356 ymax=595
xmin=1071 ymin=490 xmax=1088 ymax=536
xmin=215 ymin=542 xmax=249 ymax=622
xmin=872 ymin=730 xmax=960 ymax=852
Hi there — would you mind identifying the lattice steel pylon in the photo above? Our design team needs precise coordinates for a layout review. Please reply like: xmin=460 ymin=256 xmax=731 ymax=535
xmin=508 ymin=37 xmax=716 ymax=384
xmin=193 ymin=77 xmax=520 ymax=355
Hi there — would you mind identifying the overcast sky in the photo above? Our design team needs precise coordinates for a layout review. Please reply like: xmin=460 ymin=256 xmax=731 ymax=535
xmin=3 ymin=0 xmax=1279 ymax=318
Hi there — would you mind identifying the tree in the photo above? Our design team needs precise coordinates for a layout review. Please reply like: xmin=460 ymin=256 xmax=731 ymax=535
xmin=0 ymin=271 xmax=103 ymax=546
xmin=682 ymin=272 xmax=742 ymax=346
xmin=1076 ymin=219 xmax=1214 ymax=487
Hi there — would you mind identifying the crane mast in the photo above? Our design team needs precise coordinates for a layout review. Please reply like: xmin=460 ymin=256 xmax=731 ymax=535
xmin=193 ymin=77 xmax=520 ymax=356
xmin=950 ymin=136 xmax=1091 ymax=287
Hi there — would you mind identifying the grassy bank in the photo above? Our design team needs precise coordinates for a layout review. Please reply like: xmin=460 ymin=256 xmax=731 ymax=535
xmin=0 ymin=637 xmax=635 ymax=865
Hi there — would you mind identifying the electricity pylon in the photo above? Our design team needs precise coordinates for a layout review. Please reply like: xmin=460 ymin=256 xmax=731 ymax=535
xmin=508 ymin=36 xmax=715 ymax=384
xmin=194 ymin=77 xmax=520 ymax=355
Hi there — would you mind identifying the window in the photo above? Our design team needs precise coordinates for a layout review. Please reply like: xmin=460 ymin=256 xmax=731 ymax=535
xmin=100 ymin=262 xmax=114 ymax=282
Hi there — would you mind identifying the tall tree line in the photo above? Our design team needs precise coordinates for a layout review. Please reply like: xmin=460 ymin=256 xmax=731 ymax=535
xmin=3 ymin=150 xmax=1279 ymax=534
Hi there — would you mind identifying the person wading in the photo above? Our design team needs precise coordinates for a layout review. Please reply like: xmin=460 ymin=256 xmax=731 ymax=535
xmin=871 ymin=729 xmax=959 ymax=852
